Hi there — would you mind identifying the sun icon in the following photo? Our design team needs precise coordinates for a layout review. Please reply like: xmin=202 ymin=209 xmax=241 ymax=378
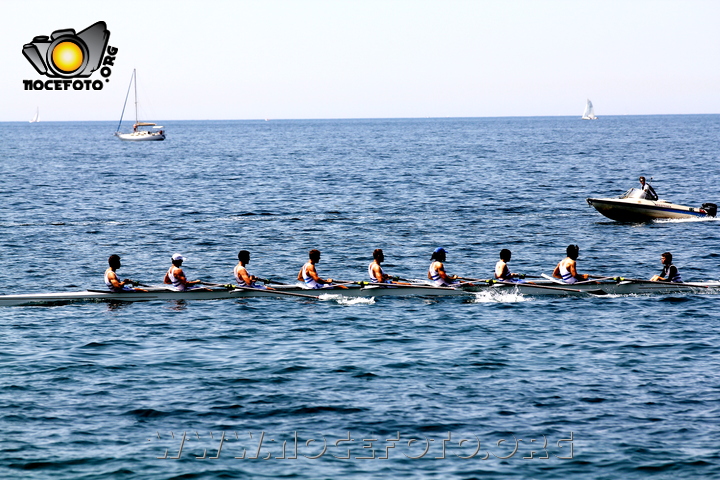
xmin=51 ymin=41 xmax=84 ymax=73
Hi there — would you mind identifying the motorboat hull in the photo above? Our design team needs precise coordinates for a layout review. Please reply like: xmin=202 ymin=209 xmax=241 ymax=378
xmin=586 ymin=197 xmax=715 ymax=222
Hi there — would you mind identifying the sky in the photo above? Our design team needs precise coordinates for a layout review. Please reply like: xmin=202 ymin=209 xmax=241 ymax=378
xmin=1 ymin=0 xmax=719 ymax=121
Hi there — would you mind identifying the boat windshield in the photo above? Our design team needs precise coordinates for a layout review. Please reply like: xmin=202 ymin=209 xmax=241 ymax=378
xmin=619 ymin=188 xmax=646 ymax=199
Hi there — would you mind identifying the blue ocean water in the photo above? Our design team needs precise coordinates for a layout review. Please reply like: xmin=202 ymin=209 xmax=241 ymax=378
xmin=1 ymin=116 xmax=720 ymax=479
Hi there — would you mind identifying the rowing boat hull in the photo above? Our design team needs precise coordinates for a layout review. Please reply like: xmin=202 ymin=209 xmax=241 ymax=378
xmin=501 ymin=280 xmax=720 ymax=296
xmin=0 ymin=280 xmax=718 ymax=306
xmin=0 ymin=285 xmax=468 ymax=306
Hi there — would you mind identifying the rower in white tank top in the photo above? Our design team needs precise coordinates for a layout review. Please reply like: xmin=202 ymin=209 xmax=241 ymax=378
xmin=298 ymin=250 xmax=340 ymax=289
xmin=427 ymin=248 xmax=459 ymax=287
xmin=552 ymin=245 xmax=590 ymax=284
xmin=234 ymin=250 xmax=272 ymax=290
xmin=105 ymin=269 xmax=134 ymax=292
xmin=163 ymin=253 xmax=204 ymax=291
xmin=368 ymin=249 xmax=394 ymax=283
xmin=558 ymin=261 xmax=578 ymax=284
xmin=165 ymin=266 xmax=186 ymax=290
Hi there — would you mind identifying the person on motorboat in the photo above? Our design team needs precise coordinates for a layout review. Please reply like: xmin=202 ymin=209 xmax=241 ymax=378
xmin=234 ymin=250 xmax=273 ymax=290
xmin=639 ymin=176 xmax=658 ymax=201
xmin=164 ymin=253 xmax=205 ymax=291
xmin=104 ymin=254 xmax=147 ymax=292
xmin=495 ymin=249 xmax=524 ymax=283
xmin=298 ymin=249 xmax=345 ymax=289
xmin=552 ymin=244 xmax=590 ymax=284
xmin=428 ymin=247 xmax=459 ymax=287
xmin=650 ymin=252 xmax=682 ymax=282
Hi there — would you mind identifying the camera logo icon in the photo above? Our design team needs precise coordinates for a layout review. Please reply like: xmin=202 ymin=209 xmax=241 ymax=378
xmin=22 ymin=21 xmax=110 ymax=78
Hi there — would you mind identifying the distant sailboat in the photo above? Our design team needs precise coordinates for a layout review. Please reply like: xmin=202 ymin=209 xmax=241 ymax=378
xmin=29 ymin=108 xmax=39 ymax=123
xmin=114 ymin=69 xmax=166 ymax=141
xmin=582 ymin=99 xmax=598 ymax=120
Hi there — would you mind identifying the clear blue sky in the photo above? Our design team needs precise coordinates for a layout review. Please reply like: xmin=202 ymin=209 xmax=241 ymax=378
xmin=2 ymin=0 xmax=719 ymax=121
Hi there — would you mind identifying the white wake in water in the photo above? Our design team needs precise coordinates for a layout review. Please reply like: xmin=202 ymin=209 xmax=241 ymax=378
xmin=470 ymin=290 xmax=531 ymax=303
xmin=654 ymin=216 xmax=720 ymax=224
xmin=318 ymin=294 xmax=376 ymax=305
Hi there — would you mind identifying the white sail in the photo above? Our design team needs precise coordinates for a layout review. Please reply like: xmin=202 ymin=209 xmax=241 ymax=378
xmin=29 ymin=108 xmax=39 ymax=123
xmin=582 ymin=99 xmax=597 ymax=120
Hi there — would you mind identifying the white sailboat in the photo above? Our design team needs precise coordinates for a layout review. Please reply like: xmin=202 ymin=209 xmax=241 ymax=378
xmin=582 ymin=99 xmax=598 ymax=120
xmin=29 ymin=108 xmax=39 ymax=123
xmin=114 ymin=69 xmax=165 ymax=141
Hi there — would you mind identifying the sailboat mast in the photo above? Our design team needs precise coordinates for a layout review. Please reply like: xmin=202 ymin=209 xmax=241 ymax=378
xmin=133 ymin=69 xmax=138 ymax=124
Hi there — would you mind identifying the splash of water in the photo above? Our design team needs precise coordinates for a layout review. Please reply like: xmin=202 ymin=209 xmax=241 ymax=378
xmin=318 ymin=293 xmax=376 ymax=305
xmin=471 ymin=290 xmax=531 ymax=303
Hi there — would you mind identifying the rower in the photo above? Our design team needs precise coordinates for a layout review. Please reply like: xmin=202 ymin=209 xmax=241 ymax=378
xmin=552 ymin=245 xmax=590 ymax=284
xmin=104 ymin=254 xmax=146 ymax=292
xmin=650 ymin=252 xmax=682 ymax=282
xmin=639 ymin=176 xmax=658 ymax=201
xmin=234 ymin=250 xmax=273 ymax=290
xmin=164 ymin=253 xmax=204 ymax=291
xmin=428 ymin=247 xmax=459 ymax=287
xmin=495 ymin=249 xmax=524 ymax=283
xmin=369 ymin=248 xmax=394 ymax=283
xmin=297 ymin=249 xmax=344 ymax=289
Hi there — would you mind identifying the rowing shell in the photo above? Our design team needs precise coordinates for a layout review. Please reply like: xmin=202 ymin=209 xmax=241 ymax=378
xmin=0 ymin=279 xmax=718 ymax=307
xmin=0 ymin=284 xmax=466 ymax=306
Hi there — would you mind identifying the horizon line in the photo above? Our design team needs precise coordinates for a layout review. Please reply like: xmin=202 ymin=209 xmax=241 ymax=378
xmin=3 ymin=112 xmax=720 ymax=123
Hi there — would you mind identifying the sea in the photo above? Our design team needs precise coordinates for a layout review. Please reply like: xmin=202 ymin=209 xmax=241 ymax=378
xmin=1 ymin=115 xmax=720 ymax=479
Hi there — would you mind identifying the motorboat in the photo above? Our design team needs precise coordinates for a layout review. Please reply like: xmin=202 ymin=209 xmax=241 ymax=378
xmin=587 ymin=188 xmax=717 ymax=222
xmin=114 ymin=69 xmax=165 ymax=141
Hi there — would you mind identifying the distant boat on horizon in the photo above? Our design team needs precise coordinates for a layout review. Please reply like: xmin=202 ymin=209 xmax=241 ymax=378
xmin=29 ymin=107 xmax=39 ymax=123
xmin=582 ymin=99 xmax=598 ymax=120
xmin=114 ymin=69 xmax=166 ymax=141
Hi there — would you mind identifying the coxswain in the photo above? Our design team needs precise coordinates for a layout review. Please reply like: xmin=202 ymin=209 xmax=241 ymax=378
xmin=105 ymin=254 xmax=146 ymax=292
xmin=164 ymin=253 xmax=204 ymax=291
xmin=552 ymin=245 xmax=590 ymax=284
xmin=428 ymin=247 xmax=459 ymax=287
xmin=650 ymin=252 xmax=682 ymax=282
xmin=639 ymin=176 xmax=658 ymax=201
xmin=495 ymin=249 xmax=524 ymax=282
xmin=297 ymin=249 xmax=346 ymax=289
xmin=234 ymin=250 xmax=273 ymax=290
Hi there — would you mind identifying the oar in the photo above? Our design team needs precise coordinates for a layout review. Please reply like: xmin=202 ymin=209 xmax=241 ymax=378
xmin=491 ymin=280 xmax=608 ymax=296
xmin=199 ymin=282 xmax=236 ymax=289
xmin=356 ymin=281 xmax=460 ymax=291
xmin=540 ymin=273 xmax=615 ymax=285
xmin=200 ymin=282 xmax=321 ymax=299
xmin=391 ymin=275 xmax=436 ymax=284
xmin=458 ymin=275 xmax=536 ymax=282
xmin=614 ymin=278 xmax=713 ymax=289
xmin=392 ymin=276 xmax=414 ymax=282
xmin=457 ymin=276 xmax=491 ymax=282
xmin=230 ymin=285 xmax=321 ymax=299
xmin=317 ymin=280 xmax=352 ymax=290
xmin=422 ymin=276 xmax=483 ymax=287
xmin=255 ymin=277 xmax=291 ymax=286
xmin=541 ymin=273 xmax=565 ymax=284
